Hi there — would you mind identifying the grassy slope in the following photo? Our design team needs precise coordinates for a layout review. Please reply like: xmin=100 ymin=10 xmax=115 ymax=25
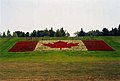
xmin=0 ymin=37 xmax=120 ymax=80
xmin=0 ymin=36 xmax=120 ymax=62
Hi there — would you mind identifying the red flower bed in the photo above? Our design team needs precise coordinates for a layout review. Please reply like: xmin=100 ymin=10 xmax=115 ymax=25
xmin=82 ymin=40 xmax=114 ymax=51
xmin=8 ymin=41 xmax=38 ymax=52
xmin=43 ymin=41 xmax=79 ymax=50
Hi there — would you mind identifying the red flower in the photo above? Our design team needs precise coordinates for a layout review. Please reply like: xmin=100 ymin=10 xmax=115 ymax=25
xmin=82 ymin=40 xmax=114 ymax=51
xmin=8 ymin=41 xmax=38 ymax=52
xmin=43 ymin=41 xmax=79 ymax=50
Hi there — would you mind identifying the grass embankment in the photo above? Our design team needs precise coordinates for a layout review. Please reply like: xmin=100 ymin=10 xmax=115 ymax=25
xmin=0 ymin=37 xmax=120 ymax=81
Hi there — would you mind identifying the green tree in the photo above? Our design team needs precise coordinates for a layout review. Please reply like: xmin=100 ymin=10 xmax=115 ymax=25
xmin=31 ymin=30 xmax=37 ymax=37
xmin=118 ymin=24 xmax=120 ymax=35
xmin=59 ymin=28 xmax=66 ymax=37
xmin=78 ymin=28 xmax=85 ymax=36
xmin=54 ymin=29 xmax=60 ymax=37
xmin=113 ymin=28 xmax=118 ymax=36
xmin=13 ymin=32 xmax=18 ymax=37
xmin=37 ymin=30 xmax=44 ymax=37
xmin=66 ymin=32 xmax=70 ymax=37
xmin=49 ymin=27 xmax=55 ymax=37
xmin=102 ymin=28 xmax=109 ymax=36
xmin=7 ymin=30 xmax=11 ymax=37
xmin=3 ymin=32 xmax=6 ymax=37
xmin=21 ymin=32 xmax=25 ymax=37
xmin=26 ymin=32 xmax=29 ymax=37
xmin=43 ymin=28 xmax=49 ymax=37
xmin=15 ymin=31 xmax=23 ymax=37
xmin=87 ymin=30 xmax=102 ymax=36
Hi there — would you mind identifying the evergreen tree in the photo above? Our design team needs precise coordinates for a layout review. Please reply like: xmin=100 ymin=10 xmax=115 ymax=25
xmin=7 ymin=30 xmax=11 ymax=37
xmin=102 ymin=28 xmax=109 ymax=36
xmin=49 ymin=27 xmax=55 ymax=37
xmin=54 ymin=29 xmax=60 ymax=37
xmin=118 ymin=24 xmax=120 ymax=35
xmin=59 ymin=28 xmax=66 ymax=37
xmin=26 ymin=32 xmax=29 ymax=37
xmin=43 ymin=28 xmax=49 ymax=36
xmin=110 ymin=28 xmax=114 ymax=36
xmin=15 ymin=31 xmax=23 ymax=37
xmin=78 ymin=28 xmax=85 ymax=36
xmin=87 ymin=30 xmax=102 ymax=36
xmin=95 ymin=30 xmax=102 ymax=36
xmin=21 ymin=32 xmax=25 ymax=37
xmin=37 ymin=30 xmax=44 ymax=37
xmin=3 ymin=32 xmax=6 ymax=37
xmin=31 ymin=30 xmax=37 ymax=37
xmin=113 ymin=28 xmax=118 ymax=36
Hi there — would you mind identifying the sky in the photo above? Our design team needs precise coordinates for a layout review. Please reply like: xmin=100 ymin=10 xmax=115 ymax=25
xmin=0 ymin=0 xmax=120 ymax=36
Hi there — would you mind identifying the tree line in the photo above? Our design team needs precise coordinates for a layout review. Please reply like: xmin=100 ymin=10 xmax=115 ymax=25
xmin=75 ymin=24 xmax=120 ymax=36
xmin=0 ymin=27 xmax=70 ymax=37
xmin=0 ymin=24 xmax=120 ymax=37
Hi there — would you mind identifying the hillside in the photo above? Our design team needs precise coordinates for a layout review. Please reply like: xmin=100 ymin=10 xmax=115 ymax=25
xmin=0 ymin=36 xmax=120 ymax=81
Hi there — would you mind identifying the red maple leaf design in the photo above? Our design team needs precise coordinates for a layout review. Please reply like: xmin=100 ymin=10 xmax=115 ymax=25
xmin=43 ymin=41 xmax=79 ymax=50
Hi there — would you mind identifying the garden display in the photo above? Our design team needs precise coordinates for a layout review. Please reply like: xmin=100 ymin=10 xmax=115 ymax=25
xmin=8 ymin=40 xmax=114 ymax=52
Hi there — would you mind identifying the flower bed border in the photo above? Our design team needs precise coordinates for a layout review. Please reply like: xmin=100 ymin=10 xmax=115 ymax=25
xmin=8 ymin=41 xmax=38 ymax=52
xmin=82 ymin=40 xmax=114 ymax=51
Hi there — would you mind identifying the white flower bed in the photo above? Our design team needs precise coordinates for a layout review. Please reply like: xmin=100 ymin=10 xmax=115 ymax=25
xmin=35 ymin=40 xmax=87 ymax=51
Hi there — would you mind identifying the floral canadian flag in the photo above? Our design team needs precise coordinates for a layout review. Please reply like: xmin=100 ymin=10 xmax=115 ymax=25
xmin=8 ymin=40 xmax=114 ymax=52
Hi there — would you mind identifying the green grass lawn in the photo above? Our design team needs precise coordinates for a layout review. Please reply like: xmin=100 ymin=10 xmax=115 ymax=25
xmin=0 ymin=36 xmax=120 ymax=81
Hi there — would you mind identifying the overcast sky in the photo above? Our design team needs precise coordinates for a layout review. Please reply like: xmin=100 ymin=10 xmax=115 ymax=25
xmin=0 ymin=0 xmax=120 ymax=36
